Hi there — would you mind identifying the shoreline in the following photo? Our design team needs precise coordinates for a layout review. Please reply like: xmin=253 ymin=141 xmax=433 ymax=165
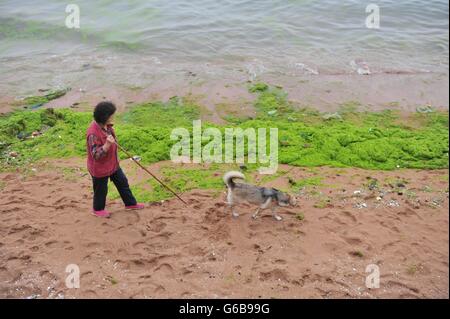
xmin=0 ymin=72 xmax=448 ymax=117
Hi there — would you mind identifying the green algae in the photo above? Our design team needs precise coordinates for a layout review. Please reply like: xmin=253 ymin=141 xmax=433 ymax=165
xmin=248 ymin=82 xmax=269 ymax=93
xmin=119 ymin=97 xmax=199 ymax=128
xmin=0 ymin=17 xmax=143 ymax=53
xmin=13 ymin=88 xmax=71 ymax=110
xmin=290 ymin=176 xmax=324 ymax=191
xmin=1 ymin=84 xmax=448 ymax=176
xmin=23 ymin=89 xmax=70 ymax=107
xmin=295 ymin=212 xmax=305 ymax=221
xmin=243 ymin=84 xmax=448 ymax=170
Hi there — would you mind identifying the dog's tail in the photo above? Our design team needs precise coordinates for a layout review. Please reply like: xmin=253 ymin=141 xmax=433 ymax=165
xmin=223 ymin=171 xmax=245 ymax=189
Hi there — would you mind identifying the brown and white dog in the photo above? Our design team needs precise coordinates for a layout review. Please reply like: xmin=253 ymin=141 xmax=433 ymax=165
xmin=223 ymin=171 xmax=296 ymax=221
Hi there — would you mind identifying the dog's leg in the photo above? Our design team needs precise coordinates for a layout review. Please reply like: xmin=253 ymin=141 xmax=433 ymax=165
xmin=252 ymin=197 xmax=272 ymax=219
xmin=272 ymin=206 xmax=283 ymax=221
xmin=231 ymin=206 xmax=239 ymax=218
xmin=227 ymin=188 xmax=239 ymax=218
xmin=252 ymin=208 xmax=260 ymax=219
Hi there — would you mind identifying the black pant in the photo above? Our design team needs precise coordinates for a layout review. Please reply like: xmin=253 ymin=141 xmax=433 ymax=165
xmin=91 ymin=167 xmax=137 ymax=211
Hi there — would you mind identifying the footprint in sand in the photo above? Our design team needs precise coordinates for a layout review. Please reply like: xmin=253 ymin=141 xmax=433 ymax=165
xmin=132 ymin=241 xmax=148 ymax=250
xmin=382 ymin=240 xmax=401 ymax=250
xmin=8 ymin=224 xmax=31 ymax=235
xmin=342 ymin=211 xmax=358 ymax=223
xmin=81 ymin=270 xmax=93 ymax=279
xmin=387 ymin=280 xmax=420 ymax=294
xmin=214 ymin=202 xmax=226 ymax=208
xmin=39 ymin=270 xmax=58 ymax=282
xmin=203 ymin=207 xmax=222 ymax=224
xmin=128 ymin=258 xmax=156 ymax=269
xmin=259 ymin=269 xmax=290 ymax=283
xmin=138 ymin=229 xmax=147 ymax=237
xmin=380 ymin=221 xmax=401 ymax=233
xmin=154 ymin=285 xmax=166 ymax=293
xmin=181 ymin=266 xmax=195 ymax=276
xmin=85 ymin=242 xmax=102 ymax=249
xmin=115 ymin=242 xmax=134 ymax=255
xmin=146 ymin=221 xmax=166 ymax=233
xmin=320 ymin=211 xmax=358 ymax=233
xmin=274 ymin=259 xmax=287 ymax=265
xmin=398 ymin=207 xmax=422 ymax=219
xmin=82 ymin=253 xmax=93 ymax=261
xmin=125 ymin=211 xmax=141 ymax=225
xmin=154 ymin=263 xmax=175 ymax=278
xmin=45 ymin=240 xmax=60 ymax=248
xmin=188 ymin=245 xmax=206 ymax=256
xmin=342 ymin=236 xmax=363 ymax=245
xmin=153 ymin=231 xmax=173 ymax=240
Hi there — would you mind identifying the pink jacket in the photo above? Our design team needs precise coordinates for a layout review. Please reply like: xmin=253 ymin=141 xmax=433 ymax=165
xmin=86 ymin=121 xmax=119 ymax=178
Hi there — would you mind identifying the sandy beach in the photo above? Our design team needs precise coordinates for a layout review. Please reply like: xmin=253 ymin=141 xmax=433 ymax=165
xmin=1 ymin=0 xmax=448 ymax=300
xmin=0 ymin=159 xmax=448 ymax=298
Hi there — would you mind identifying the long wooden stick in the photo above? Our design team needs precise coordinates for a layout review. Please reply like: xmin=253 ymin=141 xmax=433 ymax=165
xmin=114 ymin=142 xmax=188 ymax=205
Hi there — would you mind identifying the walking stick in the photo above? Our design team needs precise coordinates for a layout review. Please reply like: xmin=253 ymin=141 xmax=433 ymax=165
xmin=114 ymin=141 xmax=188 ymax=205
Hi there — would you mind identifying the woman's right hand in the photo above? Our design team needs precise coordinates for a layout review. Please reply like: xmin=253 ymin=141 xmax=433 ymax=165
xmin=103 ymin=135 xmax=115 ymax=151
xmin=106 ymin=135 xmax=116 ymax=145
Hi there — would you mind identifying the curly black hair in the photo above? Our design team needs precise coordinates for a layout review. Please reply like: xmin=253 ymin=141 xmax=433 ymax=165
xmin=93 ymin=101 xmax=116 ymax=124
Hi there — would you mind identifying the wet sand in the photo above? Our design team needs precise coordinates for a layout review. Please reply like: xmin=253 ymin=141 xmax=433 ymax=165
xmin=0 ymin=72 xmax=448 ymax=121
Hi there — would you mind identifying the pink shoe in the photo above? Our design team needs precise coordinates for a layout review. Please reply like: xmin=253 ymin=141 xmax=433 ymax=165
xmin=125 ymin=203 xmax=145 ymax=210
xmin=92 ymin=210 xmax=111 ymax=218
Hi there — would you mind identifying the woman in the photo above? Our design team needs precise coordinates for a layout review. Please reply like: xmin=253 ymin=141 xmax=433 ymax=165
xmin=86 ymin=101 xmax=144 ymax=217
